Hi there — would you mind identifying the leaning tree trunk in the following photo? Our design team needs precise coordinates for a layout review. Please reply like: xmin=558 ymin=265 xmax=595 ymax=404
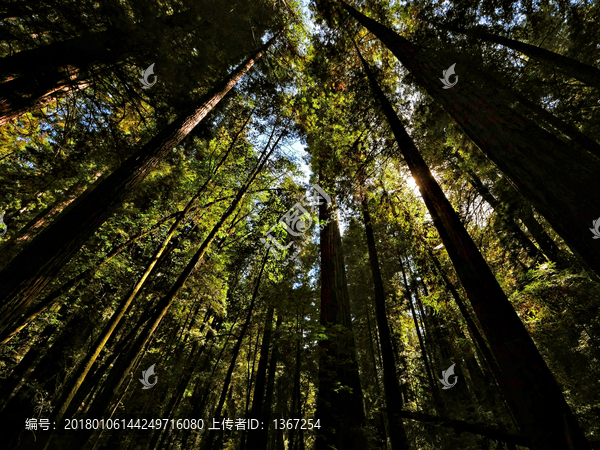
xmin=315 ymin=188 xmax=366 ymax=450
xmin=432 ymin=21 xmax=600 ymax=89
xmin=356 ymin=47 xmax=590 ymax=449
xmin=0 ymin=33 xmax=280 ymax=337
xmin=0 ymin=210 xmax=179 ymax=345
xmin=360 ymin=196 xmax=409 ymax=450
xmin=342 ymin=1 xmax=600 ymax=279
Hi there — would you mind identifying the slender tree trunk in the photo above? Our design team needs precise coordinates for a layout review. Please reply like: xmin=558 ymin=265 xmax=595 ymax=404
xmin=203 ymin=251 xmax=269 ymax=450
xmin=146 ymin=339 xmax=204 ymax=450
xmin=360 ymin=197 xmax=409 ymax=449
xmin=245 ymin=305 xmax=275 ymax=450
xmin=356 ymin=46 xmax=590 ymax=449
xmin=315 ymin=192 xmax=366 ymax=450
xmin=288 ymin=332 xmax=305 ymax=450
xmin=401 ymin=258 xmax=442 ymax=412
xmin=343 ymin=1 xmax=600 ymax=278
xmin=433 ymin=21 xmax=600 ymax=89
xmin=0 ymin=196 xmax=233 ymax=345
xmin=0 ymin=33 xmax=280 ymax=335
xmin=260 ymin=315 xmax=283 ymax=450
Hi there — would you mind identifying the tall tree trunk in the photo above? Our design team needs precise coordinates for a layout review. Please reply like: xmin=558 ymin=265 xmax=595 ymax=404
xmin=0 ymin=198 xmax=225 ymax=345
xmin=288 ymin=328 xmax=305 ymax=450
xmin=0 ymin=303 xmax=98 ymax=448
xmin=360 ymin=46 xmax=589 ymax=450
xmin=245 ymin=305 xmax=275 ymax=450
xmin=203 ymin=251 xmax=269 ymax=450
xmin=315 ymin=193 xmax=366 ymax=450
xmin=432 ymin=21 xmax=600 ymax=89
xmin=400 ymin=258 xmax=442 ymax=412
xmin=0 ymin=34 xmax=280 ymax=336
xmin=360 ymin=196 xmax=409 ymax=450
xmin=260 ymin=315 xmax=283 ymax=450
xmin=356 ymin=46 xmax=590 ymax=449
xmin=343 ymin=1 xmax=600 ymax=278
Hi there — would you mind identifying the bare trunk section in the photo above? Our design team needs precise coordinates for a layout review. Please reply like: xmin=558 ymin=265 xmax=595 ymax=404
xmin=315 ymin=190 xmax=366 ymax=450
xmin=65 ymin=130 xmax=280 ymax=450
xmin=42 ymin=111 xmax=249 ymax=428
xmin=245 ymin=305 xmax=275 ymax=450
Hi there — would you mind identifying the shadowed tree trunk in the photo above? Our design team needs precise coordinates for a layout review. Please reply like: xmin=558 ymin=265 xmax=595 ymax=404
xmin=0 ymin=34 xmax=280 ymax=337
xmin=432 ymin=21 xmax=600 ymax=89
xmin=356 ymin=46 xmax=590 ymax=449
xmin=0 ymin=209 xmax=179 ymax=345
xmin=342 ymin=1 xmax=600 ymax=279
xmin=360 ymin=196 xmax=409 ymax=450
xmin=400 ymin=257 xmax=443 ymax=413
xmin=315 ymin=188 xmax=366 ymax=450
xmin=245 ymin=304 xmax=275 ymax=450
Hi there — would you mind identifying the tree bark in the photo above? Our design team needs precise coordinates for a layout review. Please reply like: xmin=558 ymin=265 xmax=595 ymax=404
xmin=343 ymin=1 xmax=600 ymax=279
xmin=0 ymin=210 xmax=178 ymax=345
xmin=0 ymin=33 xmax=280 ymax=336
xmin=360 ymin=197 xmax=409 ymax=449
xmin=315 ymin=192 xmax=366 ymax=450
xmin=0 ymin=10 xmax=197 ymax=125
xmin=357 ymin=46 xmax=590 ymax=449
